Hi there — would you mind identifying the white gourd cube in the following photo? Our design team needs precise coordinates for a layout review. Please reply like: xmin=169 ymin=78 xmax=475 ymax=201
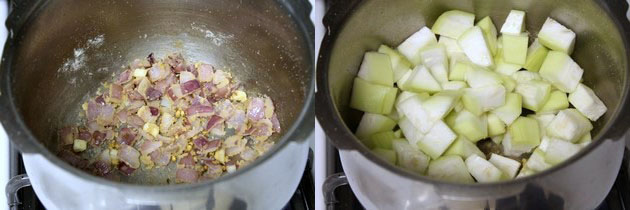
xmin=538 ymin=17 xmax=576 ymax=54
xmin=466 ymin=154 xmax=504 ymax=183
xmin=568 ymin=83 xmax=607 ymax=121
xmin=397 ymin=27 xmax=438 ymax=65
xmin=546 ymin=109 xmax=593 ymax=142
xmin=500 ymin=10 xmax=526 ymax=35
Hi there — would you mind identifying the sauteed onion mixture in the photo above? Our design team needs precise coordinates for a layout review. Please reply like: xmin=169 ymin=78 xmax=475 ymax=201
xmin=57 ymin=53 xmax=280 ymax=183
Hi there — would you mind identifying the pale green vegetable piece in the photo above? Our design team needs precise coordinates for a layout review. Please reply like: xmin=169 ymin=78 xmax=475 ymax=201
xmin=465 ymin=68 xmax=503 ymax=88
xmin=568 ymin=83 xmax=607 ymax=121
xmin=417 ymin=120 xmax=457 ymax=159
xmin=448 ymin=53 xmax=474 ymax=81
xmin=501 ymin=34 xmax=528 ymax=65
xmin=438 ymin=36 xmax=463 ymax=58
xmin=420 ymin=45 xmax=449 ymax=83
xmin=526 ymin=148 xmax=552 ymax=171
xmin=396 ymin=91 xmax=428 ymax=107
xmin=546 ymin=109 xmax=593 ymax=142
xmin=357 ymin=52 xmax=394 ymax=86
xmin=372 ymin=148 xmax=397 ymax=165
xmin=578 ymin=133 xmax=592 ymax=147
xmin=393 ymin=139 xmax=430 ymax=174
xmin=387 ymin=108 xmax=400 ymax=122
xmin=397 ymin=27 xmax=438 ymax=65
xmin=477 ymin=16 xmax=499 ymax=55
xmin=516 ymin=166 xmax=536 ymax=178
xmin=458 ymin=26 xmax=495 ymax=68
xmin=487 ymin=113 xmax=507 ymax=136
xmin=500 ymin=10 xmax=526 ymax=35
xmin=393 ymin=129 xmax=402 ymax=138
xmin=350 ymin=77 xmax=398 ymax=114
xmin=523 ymin=39 xmax=549 ymax=72
xmin=423 ymin=90 xmax=462 ymax=121
xmin=462 ymin=85 xmax=506 ymax=115
xmin=466 ymin=154 xmax=504 ymax=183
xmin=489 ymin=153 xmax=521 ymax=179
xmin=398 ymin=117 xmax=424 ymax=150
xmin=432 ymin=10 xmax=475 ymax=39
xmin=367 ymin=131 xmax=397 ymax=149
xmin=491 ymin=93 xmax=522 ymax=125
xmin=491 ymin=135 xmax=504 ymax=144
xmin=538 ymin=90 xmax=569 ymax=114
xmin=538 ymin=17 xmax=576 ymax=54
xmin=538 ymin=136 xmax=554 ymax=152
xmin=446 ymin=110 xmax=488 ymax=142
xmin=378 ymin=45 xmax=413 ymax=81
xmin=512 ymin=70 xmax=542 ymax=83
xmin=506 ymin=117 xmax=541 ymax=154
xmin=400 ymin=65 xmax=442 ymax=93
xmin=514 ymin=80 xmax=551 ymax=112
xmin=528 ymin=113 xmax=556 ymax=137
xmin=495 ymin=54 xmax=522 ymax=76
xmin=442 ymin=81 xmax=468 ymax=90
xmin=355 ymin=113 xmax=396 ymax=140
xmin=397 ymin=95 xmax=434 ymax=133
xmin=501 ymin=133 xmax=529 ymax=157
xmin=544 ymin=139 xmax=581 ymax=165
xmin=539 ymin=51 xmax=583 ymax=93
xmin=501 ymin=75 xmax=516 ymax=92
xmin=444 ymin=136 xmax=485 ymax=159
xmin=428 ymin=155 xmax=475 ymax=183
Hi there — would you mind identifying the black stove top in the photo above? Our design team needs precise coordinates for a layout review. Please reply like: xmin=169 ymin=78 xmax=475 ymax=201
xmin=324 ymin=145 xmax=630 ymax=210
xmin=7 ymin=146 xmax=314 ymax=210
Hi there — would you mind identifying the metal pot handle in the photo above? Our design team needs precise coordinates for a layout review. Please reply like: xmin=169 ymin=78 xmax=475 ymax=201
xmin=323 ymin=172 xmax=349 ymax=210
xmin=5 ymin=174 xmax=31 ymax=210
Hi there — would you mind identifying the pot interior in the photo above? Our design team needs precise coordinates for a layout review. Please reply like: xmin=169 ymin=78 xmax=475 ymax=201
xmin=8 ymin=0 xmax=311 ymax=184
xmin=325 ymin=0 xmax=627 ymax=168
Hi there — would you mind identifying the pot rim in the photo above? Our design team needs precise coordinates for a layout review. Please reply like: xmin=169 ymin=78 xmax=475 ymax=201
xmin=315 ymin=0 xmax=630 ymax=188
xmin=0 ymin=0 xmax=315 ymax=192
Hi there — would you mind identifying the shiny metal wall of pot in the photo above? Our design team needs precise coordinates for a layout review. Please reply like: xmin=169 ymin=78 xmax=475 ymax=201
xmin=316 ymin=0 xmax=630 ymax=209
xmin=0 ymin=0 xmax=314 ymax=209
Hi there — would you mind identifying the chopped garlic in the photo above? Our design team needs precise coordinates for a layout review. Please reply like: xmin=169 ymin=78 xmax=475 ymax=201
xmin=82 ymin=102 xmax=88 ymax=111
xmin=143 ymin=122 xmax=160 ymax=137
xmin=214 ymin=149 xmax=226 ymax=163
xmin=230 ymin=90 xmax=247 ymax=102
xmin=133 ymin=68 xmax=148 ymax=78
xmin=226 ymin=165 xmax=237 ymax=173
xmin=73 ymin=139 xmax=87 ymax=152
xmin=109 ymin=149 xmax=119 ymax=165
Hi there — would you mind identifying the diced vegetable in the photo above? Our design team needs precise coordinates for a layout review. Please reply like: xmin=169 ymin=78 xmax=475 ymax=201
xmin=397 ymin=27 xmax=438 ymax=65
xmin=458 ymin=26 xmax=495 ymax=68
xmin=73 ymin=139 xmax=87 ymax=152
xmin=546 ymin=109 xmax=593 ymax=142
xmin=568 ymin=83 xmax=607 ymax=121
xmin=399 ymin=65 xmax=442 ymax=93
xmin=505 ymin=117 xmax=541 ymax=155
xmin=501 ymin=75 xmax=517 ymax=92
xmin=495 ymin=55 xmax=522 ymax=76
xmin=446 ymin=110 xmax=488 ymax=142
xmin=444 ymin=136 xmax=485 ymax=159
xmin=372 ymin=148 xmax=397 ymax=164
xmin=432 ymin=10 xmax=475 ymax=39
xmin=393 ymin=129 xmax=403 ymax=138
xmin=514 ymin=80 xmax=551 ymax=112
xmin=538 ymin=90 xmax=569 ymax=114
xmin=420 ymin=45 xmax=449 ymax=83
xmin=466 ymin=154 xmax=504 ymax=183
xmin=476 ymin=16 xmax=499 ymax=55
xmin=357 ymin=52 xmax=394 ymax=86
xmin=398 ymin=117 xmax=424 ymax=149
xmin=578 ymin=133 xmax=592 ymax=147
xmin=350 ymin=77 xmax=398 ymax=114
xmin=512 ymin=71 xmax=542 ymax=83
xmin=397 ymin=95 xmax=434 ymax=133
xmin=393 ymin=139 xmax=430 ymax=174
xmin=538 ymin=17 xmax=576 ymax=54
xmin=501 ymin=133 xmax=529 ymax=157
xmin=448 ymin=54 xmax=473 ymax=81
xmin=489 ymin=153 xmax=521 ymax=179
xmin=539 ymin=51 xmax=583 ymax=93
xmin=523 ymin=39 xmax=549 ymax=72
xmin=355 ymin=113 xmax=397 ymax=140
xmin=396 ymin=91 xmax=428 ymax=106
xmin=487 ymin=113 xmax=507 ymax=136
xmin=544 ymin=139 xmax=581 ymax=165
xmin=491 ymin=135 xmax=504 ymax=144
xmin=490 ymin=93 xmax=522 ymax=125
xmin=423 ymin=90 xmax=462 ymax=121
xmin=428 ymin=155 xmax=475 ymax=183
xmin=462 ymin=85 xmax=506 ymax=115
xmin=500 ymin=10 xmax=526 ymax=35
xmin=367 ymin=131 xmax=397 ymax=149
xmin=438 ymin=36 xmax=464 ymax=58
xmin=516 ymin=166 xmax=536 ymax=178
xmin=528 ymin=113 xmax=556 ymax=137
xmin=526 ymin=148 xmax=552 ymax=171
xmin=501 ymin=34 xmax=528 ymax=65
xmin=538 ymin=136 xmax=553 ymax=152
xmin=442 ymin=81 xmax=468 ymax=90
xmin=465 ymin=68 xmax=503 ymax=88
xmin=417 ymin=121 xmax=457 ymax=159
xmin=378 ymin=45 xmax=413 ymax=81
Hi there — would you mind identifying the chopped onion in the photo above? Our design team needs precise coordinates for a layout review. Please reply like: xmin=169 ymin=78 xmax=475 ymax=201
xmin=119 ymin=144 xmax=141 ymax=169
xmin=176 ymin=168 xmax=199 ymax=183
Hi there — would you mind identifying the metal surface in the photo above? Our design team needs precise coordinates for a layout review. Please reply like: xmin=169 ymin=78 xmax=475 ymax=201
xmin=0 ymin=0 xmax=314 ymax=209
xmin=316 ymin=0 xmax=630 ymax=209
xmin=5 ymin=174 xmax=30 ymax=210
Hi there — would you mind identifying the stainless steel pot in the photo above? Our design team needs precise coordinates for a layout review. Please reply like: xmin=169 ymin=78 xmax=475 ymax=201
xmin=0 ymin=0 xmax=314 ymax=209
xmin=316 ymin=0 xmax=630 ymax=209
